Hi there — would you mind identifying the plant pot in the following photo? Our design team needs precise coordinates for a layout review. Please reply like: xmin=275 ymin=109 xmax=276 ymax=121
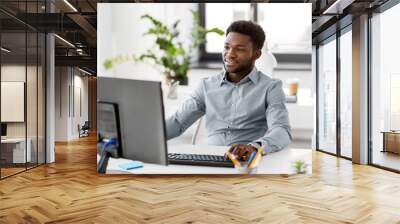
xmin=165 ymin=72 xmax=188 ymax=86
xmin=175 ymin=76 xmax=188 ymax=85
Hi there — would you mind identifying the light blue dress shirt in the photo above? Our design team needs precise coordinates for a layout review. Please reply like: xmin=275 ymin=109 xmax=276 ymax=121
xmin=165 ymin=67 xmax=292 ymax=154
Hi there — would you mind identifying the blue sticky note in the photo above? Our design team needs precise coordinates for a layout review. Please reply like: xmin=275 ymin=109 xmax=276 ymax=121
xmin=118 ymin=161 xmax=143 ymax=170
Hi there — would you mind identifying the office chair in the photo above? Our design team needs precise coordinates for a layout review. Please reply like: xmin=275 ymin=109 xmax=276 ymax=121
xmin=79 ymin=121 xmax=90 ymax=138
xmin=255 ymin=50 xmax=277 ymax=77
xmin=191 ymin=117 xmax=203 ymax=145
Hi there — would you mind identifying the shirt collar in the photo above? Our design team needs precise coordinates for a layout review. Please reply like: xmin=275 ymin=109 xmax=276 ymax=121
xmin=220 ymin=66 xmax=259 ymax=86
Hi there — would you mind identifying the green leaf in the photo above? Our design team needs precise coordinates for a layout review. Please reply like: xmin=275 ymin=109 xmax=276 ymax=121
xmin=206 ymin=27 xmax=224 ymax=35
xmin=141 ymin=14 xmax=162 ymax=27
xmin=143 ymin=28 xmax=159 ymax=36
xmin=175 ymin=47 xmax=185 ymax=56
xmin=156 ymin=37 xmax=177 ymax=56
xmin=103 ymin=59 xmax=113 ymax=70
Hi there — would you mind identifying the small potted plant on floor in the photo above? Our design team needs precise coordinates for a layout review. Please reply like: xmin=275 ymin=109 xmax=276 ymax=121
xmin=103 ymin=10 xmax=224 ymax=85
xmin=291 ymin=160 xmax=309 ymax=174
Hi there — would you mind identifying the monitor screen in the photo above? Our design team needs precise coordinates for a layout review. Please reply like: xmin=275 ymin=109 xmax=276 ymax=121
xmin=97 ymin=77 xmax=168 ymax=166
xmin=1 ymin=123 xmax=7 ymax=137
xmin=97 ymin=102 xmax=122 ymax=157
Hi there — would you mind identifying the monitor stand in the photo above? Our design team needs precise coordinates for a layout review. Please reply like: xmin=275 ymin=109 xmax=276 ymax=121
xmin=97 ymin=144 xmax=120 ymax=173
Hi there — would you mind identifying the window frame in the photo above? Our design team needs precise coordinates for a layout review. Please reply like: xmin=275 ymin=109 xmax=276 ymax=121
xmin=368 ymin=0 xmax=400 ymax=173
xmin=315 ymin=23 xmax=353 ymax=161
xmin=198 ymin=3 xmax=257 ymax=62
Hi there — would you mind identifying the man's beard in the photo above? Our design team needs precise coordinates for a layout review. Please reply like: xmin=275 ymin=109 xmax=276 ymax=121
xmin=223 ymin=56 xmax=254 ymax=75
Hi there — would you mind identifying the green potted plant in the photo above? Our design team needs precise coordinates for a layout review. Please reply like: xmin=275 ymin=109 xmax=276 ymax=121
xmin=291 ymin=160 xmax=309 ymax=174
xmin=103 ymin=10 xmax=224 ymax=85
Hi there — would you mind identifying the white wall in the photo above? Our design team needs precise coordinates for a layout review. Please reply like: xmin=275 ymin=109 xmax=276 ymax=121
xmin=1 ymin=82 xmax=25 ymax=122
xmin=55 ymin=67 xmax=68 ymax=141
xmin=1 ymin=66 xmax=26 ymax=127
xmin=97 ymin=3 xmax=197 ymax=80
xmin=71 ymin=74 xmax=89 ymax=138
xmin=1 ymin=65 xmax=26 ymax=81
xmin=55 ymin=67 xmax=89 ymax=141
xmin=1 ymin=64 xmax=46 ymax=163
xmin=1 ymin=65 xmax=35 ymax=137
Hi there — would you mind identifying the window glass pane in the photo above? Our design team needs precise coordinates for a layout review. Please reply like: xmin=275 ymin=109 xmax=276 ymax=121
xmin=318 ymin=37 xmax=337 ymax=154
xmin=205 ymin=3 xmax=251 ymax=53
xmin=27 ymin=30 xmax=38 ymax=169
xmin=26 ymin=0 xmax=39 ymax=169
xmin=257 ymin=3 xmax=311 ymax=54
xmin=1 ymin=30 xmax=27 ymax=177
xmin=0 ymin=1 xmax=46 ymax=179
xmin=340 ymin=29 xmax=352 ymax=158
xmin=371 ymin=3 xmax=400 ymax=171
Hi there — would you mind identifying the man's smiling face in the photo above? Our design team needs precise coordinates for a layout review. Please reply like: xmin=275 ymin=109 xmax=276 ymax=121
xmin=223 ymin=32 xmax=260 ymax=75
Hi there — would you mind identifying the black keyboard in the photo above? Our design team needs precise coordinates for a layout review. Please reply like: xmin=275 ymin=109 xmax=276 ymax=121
xmin=168 ymin=153 xmax=234 ymax=168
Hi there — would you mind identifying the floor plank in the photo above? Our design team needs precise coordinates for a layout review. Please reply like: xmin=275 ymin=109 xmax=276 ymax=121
xmin=0 ymin=135 xmax=400 ymax=223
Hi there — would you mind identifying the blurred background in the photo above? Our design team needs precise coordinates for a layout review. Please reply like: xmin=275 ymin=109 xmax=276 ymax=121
xmin=97 ymin=3 xmax=313 ymax=149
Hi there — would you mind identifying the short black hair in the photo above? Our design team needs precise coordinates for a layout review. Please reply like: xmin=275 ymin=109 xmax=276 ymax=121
xmin=226 ymin=20 xmax=265 ymax=50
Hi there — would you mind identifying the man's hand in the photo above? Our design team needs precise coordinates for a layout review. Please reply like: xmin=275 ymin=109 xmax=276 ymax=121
xmin=225 ymin=143 xmax=258 ymax=161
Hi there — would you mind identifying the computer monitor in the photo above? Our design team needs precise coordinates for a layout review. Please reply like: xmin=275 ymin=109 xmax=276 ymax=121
xmin=1 ymin=123 xmax=7 ymax=137
xmin=97 ymin=77 xmax=168 ymax=165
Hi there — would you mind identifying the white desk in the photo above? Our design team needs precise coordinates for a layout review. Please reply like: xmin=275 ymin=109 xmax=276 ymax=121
xmin=1 ymin=138 xmax=31 ymax=163
xmin=104 ymin=144 xmax=312 ymax=175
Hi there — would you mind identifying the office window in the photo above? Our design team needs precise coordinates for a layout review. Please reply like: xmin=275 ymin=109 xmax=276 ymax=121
xmin=257 ymin=4 xmax=311 ymax=54
xmin=1 ymin=31 xmax=28 ymax=178
xmin=371 ymin=3 xmax=400 ymax=171
xmin=204 ymin=3 xmax=252 ymax=54
xmin=339 ymin=28 xmax=352 ymax=158
xmin=0 ymin=1 xmax=46 ymax=179
xmin=317 ymin=36 xmax=337 ymax=154
xmin=201 ymin=3 xmax=312 ymax=60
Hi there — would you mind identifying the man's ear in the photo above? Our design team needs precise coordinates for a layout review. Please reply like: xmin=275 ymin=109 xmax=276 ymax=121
xmin=254 ymin=49 xmax=262 ymax=60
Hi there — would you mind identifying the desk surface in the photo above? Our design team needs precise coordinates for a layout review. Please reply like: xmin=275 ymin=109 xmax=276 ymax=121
xmin=381 ymin=131 xmax=400 ymax=134
xmin=104 ymin=144 xmax=312 ymax=175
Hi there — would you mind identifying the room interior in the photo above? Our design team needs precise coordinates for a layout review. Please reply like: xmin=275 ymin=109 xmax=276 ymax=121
xmin=0 ymin=0 xmax=400 ymax=222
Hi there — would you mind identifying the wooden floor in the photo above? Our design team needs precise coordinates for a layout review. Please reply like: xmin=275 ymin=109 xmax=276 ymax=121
xmin=1 ymin=167 xmax=26 ymax=178
xmin=1 ymin=136 xmax=400 ymax=223
xmin=373 ymin=150 xmax=400 ymax=171
xmin=1 ymin=163 xmax=44 ymax=178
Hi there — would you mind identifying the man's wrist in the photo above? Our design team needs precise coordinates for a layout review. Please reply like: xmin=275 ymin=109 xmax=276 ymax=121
xmin=248 ymin=141 xmax=262 ymax=149
xmin=248 ymin=141 xmax=268 ymax=156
